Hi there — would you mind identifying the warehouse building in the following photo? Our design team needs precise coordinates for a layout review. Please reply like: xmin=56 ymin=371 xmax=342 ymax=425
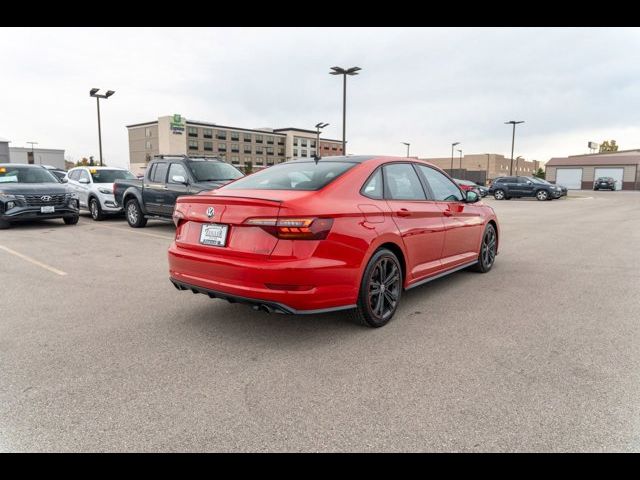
xmin=8 ymin=146 xmax=66 ymax=170
xmin=0 ymin=138 xmax=9 ymax=163
xmin=127 ymin=115 xmax=344 ymax=175
xmin=546 ymin=150 xmax=640 ymax=190
xmin=419 ymin=153 xmax=540 ymax=185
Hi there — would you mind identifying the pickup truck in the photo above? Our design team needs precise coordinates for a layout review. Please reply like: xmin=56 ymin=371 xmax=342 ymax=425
xmin=114 ymin=155 xmax=244 ymax=227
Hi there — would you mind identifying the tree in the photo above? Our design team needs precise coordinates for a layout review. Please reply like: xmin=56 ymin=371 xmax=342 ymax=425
xmin=242 ymin=161 xmax=253 ymax=175
xmin=533 ymin=168 xmax=545 ymax=179
xmin=75 ymin=157 xmax=90 ymax=166
xmin=599 ymin=140 xmax=619 ymax=153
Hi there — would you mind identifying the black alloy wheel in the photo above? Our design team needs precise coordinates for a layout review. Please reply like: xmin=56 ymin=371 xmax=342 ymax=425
xmin=472 ymin=224 xmax=497 ymax=273
xmin=350 ymin=249 xmax=402 ymax=328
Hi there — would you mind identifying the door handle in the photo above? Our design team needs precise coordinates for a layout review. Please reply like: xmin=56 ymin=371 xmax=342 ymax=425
xmin=397 ymin=209 xmax=411 ymax=217
xmin=443 ymin=210 xmax=453 ymax=217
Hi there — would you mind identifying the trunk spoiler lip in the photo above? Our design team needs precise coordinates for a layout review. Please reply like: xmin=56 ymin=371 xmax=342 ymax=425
xmin=177 ymin=194 xmax=283 ymax=204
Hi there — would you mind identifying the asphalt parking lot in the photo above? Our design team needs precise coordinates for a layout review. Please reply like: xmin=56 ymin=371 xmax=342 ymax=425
xmin=1 ymin=190 xmax=639 ymax=452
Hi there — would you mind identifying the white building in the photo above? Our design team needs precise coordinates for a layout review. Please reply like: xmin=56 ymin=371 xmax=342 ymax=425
xmin=9 ymin=146 xmax=65 ymax=170
xmin=0 ymin=138 xmax=9 ymax=163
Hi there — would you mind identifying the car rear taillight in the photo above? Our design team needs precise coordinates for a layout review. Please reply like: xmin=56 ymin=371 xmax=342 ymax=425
xmin=172 ymin=204 xmax=186 ymax=227
xmin=244 ymin=217 xmax=334 ymax=240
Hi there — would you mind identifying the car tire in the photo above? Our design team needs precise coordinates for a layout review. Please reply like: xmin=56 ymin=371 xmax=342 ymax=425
xmin=89 ymin=197 xmax=105 ymax=221
xmin=0 ymin=219 xmax=11 ymax=229
xmin=536 ymin=190 xmax=549 ymax=201
xmin=125 ymin=198 xmax=147 ymax=228
xmin=349 ymin=248 xmax=402 ymax=328
xmin=471 ymin=223 xmax=497 ymax=273
xmin=63 ymin=215 xmax=79 ymax=225
xmin=594 ymin=187 xmax=598 ymax=191
xmin=493 ymin=189 xmax=506 ymax=200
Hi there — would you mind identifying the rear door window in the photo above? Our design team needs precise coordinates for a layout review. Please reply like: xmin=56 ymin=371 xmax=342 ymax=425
xmin=383 ymin=163 xmax=427 ymax=201
xmin=151 ymin=163 xmax=168 ymax=183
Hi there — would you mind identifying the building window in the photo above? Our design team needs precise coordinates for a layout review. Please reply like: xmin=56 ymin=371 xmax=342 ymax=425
xmin=231 ymin=143 xmax=239 ymax=153
xmin=293 ymin=148 xmax=298 ymax=156
xmin=218 ymin=143 xmax=227 ymax=152
xmin=302 ymin=149 xmax=308 ymax=157
xmin=244 ymin=145 xmax=252 ymax=154
xmin=255 ymin=146 xmax=263 ymax=155
xmin=278 ymin=148 xmax=285 ymax=156
xmin=231 ymin=155 xmax=239 ymax=164
xmin=216 ymin=130 xmax=227 ymax=140
xmin=311 ymin=140 xmax=316 ymax=148
xmin=204 ymin=141 xmax=213 ymax=151
xmin=267 ymin=147 xmax=274 ymax=156
xmin=331 ymin=145 xmax=337 ymax=150
xmin=203 ymin=128 xmax=213 ymax=139
xmin=145 ymin=127 xmax=152 ymax=137
xmin=294 ymin=138 xmax=299 ymax=146
xmin=277 ymin=138 xmax=284 ymax=145
xmin=244 ymin=133 xmax=252 ymax=142
xmin=145 ymin=140 xmax=152 ymax=150
xmin=255 ymin=157 xmax=264 ymax=165
xmin=244 ymin=156 xmax=252 ymax=164
xmin=267 ymin=160 xmax=274 ymax=166
xmin=255 ymin=135 xmax=263 ymax=144
xmin=188 ymin=127 xmax=198 ymax=137
xmin=301 ymin=139 xmax=308 ymax=147
xmin=267 ymin=136 xmax=274 ymax=144
xmin=231 ymin=131 xmax=239 ymax=141
xmin=188 ymin=139 xmax=198 ymax=150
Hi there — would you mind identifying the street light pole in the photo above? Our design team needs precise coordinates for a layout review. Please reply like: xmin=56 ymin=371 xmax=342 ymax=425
xmin=330 ymin=66 xmax=361 ymax=155
xmin=505 ymin=120 xmax=524 ymax=175
xmin=314 ymin=122 xmax=329 ymax=161
xmin=402 ymin=142 xmax=410 ymax=157
xmin=451 ymin=142 xmax=460 ymax=174
xmin=89 ymin=88 xmax=115 ymax=166
xmin=457 ymin=149 xmax=463 ymax=178
xmin=486 ymin=153 xmax=491 ymax=185
xmin=26 ymin=141 xmax=38 ymax=164
xmin=516 ymin=156 xmax=523 ymax=175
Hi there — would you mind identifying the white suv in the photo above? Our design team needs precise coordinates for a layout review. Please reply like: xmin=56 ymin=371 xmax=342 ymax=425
xmin=65 ymin=166 xmax=136 ymax=221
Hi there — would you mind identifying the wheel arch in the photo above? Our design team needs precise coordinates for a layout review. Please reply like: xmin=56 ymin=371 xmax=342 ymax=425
xmin=363 ymin=238 xmax=408 ymax=288
xmin=122 ymin=188 xmax=146 ymax=214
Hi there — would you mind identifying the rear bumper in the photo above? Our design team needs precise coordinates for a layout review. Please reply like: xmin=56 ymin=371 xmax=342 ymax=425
xmin=170 ymin=278 xmax=355 ymax=315
xmin=168 ymin=242 xmax=360 ymax=312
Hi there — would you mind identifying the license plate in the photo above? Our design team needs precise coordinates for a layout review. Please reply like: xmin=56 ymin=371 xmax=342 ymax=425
xmin=41 ymin=206 xmax=55 ymax=213
xmin=199 ymin=223 xmax=228 ymax=247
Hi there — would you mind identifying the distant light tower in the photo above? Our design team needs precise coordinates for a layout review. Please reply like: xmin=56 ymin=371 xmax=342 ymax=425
xmin=314 ymin=122 xmax=329 ymax=161
xmin=329 ymin=66 xmax=361 ymax=155
xmin=451 ymin=142 xmax=460 ymax=173
xmin=27 ymin=141 xmax=38 ymax=164
xmin=402 ymin=142 xmax=410 ymax=157
xmin=457 ymin=149 xmax=463 ymax=178
xmin=516 ymin=155 xmax=524 ymax=175
xmin=505 ymin=120 xmax=525 ymax=175
xmin=89 ymin=88 xmax=116 ymax=166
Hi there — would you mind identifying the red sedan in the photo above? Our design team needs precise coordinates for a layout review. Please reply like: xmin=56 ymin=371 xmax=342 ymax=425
xmin=169 ymin=156 xmax=499 ymax=327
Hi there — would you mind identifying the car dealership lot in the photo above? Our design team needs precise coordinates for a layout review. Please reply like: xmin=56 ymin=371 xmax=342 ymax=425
xmin=1 ymin=190 xmax=639 ymax=452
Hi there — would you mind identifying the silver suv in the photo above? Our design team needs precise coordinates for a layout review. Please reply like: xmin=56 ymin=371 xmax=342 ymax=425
xmin=65 ymin=166 xmax=136 ymax=220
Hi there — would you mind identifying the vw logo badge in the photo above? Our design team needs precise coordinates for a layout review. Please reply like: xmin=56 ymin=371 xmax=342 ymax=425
xmin=41 ymin=195 xmax=52 ymax=202
xmin=206 ymin=207 xmax=215 ymax=218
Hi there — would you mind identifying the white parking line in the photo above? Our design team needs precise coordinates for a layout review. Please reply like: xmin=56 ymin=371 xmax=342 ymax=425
xmin=79 ymin=220 xmax=174 ymax=240
xmin=0 ymin=244 xmax=67 ymax=276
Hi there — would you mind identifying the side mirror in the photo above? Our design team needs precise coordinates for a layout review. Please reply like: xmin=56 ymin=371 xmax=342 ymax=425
xmin=527 ymin=181 xmax=532 ymax=185
xmin=171 ymin=175 xmax=187 ymax=184
xmin=79 ymin=178 xmax=89 ymax=184
xmin=465 ymin=190 xmax=480 ymax=203
xmin=61 ymin=177 xmax=68 ymax=183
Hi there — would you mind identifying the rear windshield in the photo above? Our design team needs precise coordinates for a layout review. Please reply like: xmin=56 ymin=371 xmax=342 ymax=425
xmin=187 ymin=160 xmax=244 ymax=182
xmin=0 ymin=166 xmax=58 ymax=184
xmin=90 ymin=169 xmax=136 ymax=183
xmin=223 ymin=161 xmax=355 ymax=191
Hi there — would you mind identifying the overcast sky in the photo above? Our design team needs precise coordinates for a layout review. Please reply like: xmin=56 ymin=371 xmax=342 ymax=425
xmin=1 ymin=27 xmax=639 ymax=169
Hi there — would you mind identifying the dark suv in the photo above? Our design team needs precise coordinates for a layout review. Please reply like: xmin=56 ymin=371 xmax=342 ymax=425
xmin=593 ymin=177 xmax=616 ymax=191
xmin=0 ymin=164 xmax=80 ymax=229
xmin=490 ymin=176 xmax=566 ymax=201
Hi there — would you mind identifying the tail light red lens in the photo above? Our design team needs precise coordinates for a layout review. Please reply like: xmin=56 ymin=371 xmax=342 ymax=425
xmin=245 ymin=217 xmax=334 ymax=240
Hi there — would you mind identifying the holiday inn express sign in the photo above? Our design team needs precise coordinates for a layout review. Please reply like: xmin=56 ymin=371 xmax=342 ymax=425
xmin=170 ymin=114 xmax=185 ymax=134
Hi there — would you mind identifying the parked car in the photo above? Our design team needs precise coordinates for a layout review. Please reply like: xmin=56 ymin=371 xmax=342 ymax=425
xmin=65 ymin=166 xmax=137 ymax=221
xmin=489 ymin=176 xmax=566 ymax=201
xmin=114 ymin=155 xmax=244 ymax=228
xmin=169 ymin=156 xmax=500 ymax=328
xmin=0 ymin=163 xmax=79 ymax=229
xmin=42 ymin=165 xmax=68 ymax=182
xmin=593 ymin=176 xmax=616 ymax=191
xmin=454 ymin=178 xmax=488 ymax=197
